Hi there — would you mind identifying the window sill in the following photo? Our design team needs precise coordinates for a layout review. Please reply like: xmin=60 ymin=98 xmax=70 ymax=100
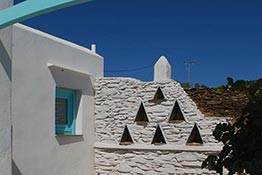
xmin=55 ymin=134 xmax=83 ymax=137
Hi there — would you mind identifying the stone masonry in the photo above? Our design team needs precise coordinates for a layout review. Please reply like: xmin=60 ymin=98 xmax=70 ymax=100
xmin=94 ymin=77 xmax=227 ymax=174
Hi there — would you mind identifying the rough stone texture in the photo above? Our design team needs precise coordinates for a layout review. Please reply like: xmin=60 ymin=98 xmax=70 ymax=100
xmin=94 ymin=78 xmax=226 ymax=145
xmin=95 ymin=149 xmax=218 ymax=175
xmin=185 ymin=87 xmax=249 ymax=118
xmin=94 ymin=78 xmax=227 ymax=174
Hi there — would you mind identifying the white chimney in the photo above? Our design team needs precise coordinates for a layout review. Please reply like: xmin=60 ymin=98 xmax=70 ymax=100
xmin=154 ymin=56 xmax=172 ymax=81
xmin=91 ymin=44 xmax=96 ymax=53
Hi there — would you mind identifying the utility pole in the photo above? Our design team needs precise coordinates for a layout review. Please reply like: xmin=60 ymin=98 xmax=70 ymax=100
xmin=184 ymin=60 xmax=197 ymax=85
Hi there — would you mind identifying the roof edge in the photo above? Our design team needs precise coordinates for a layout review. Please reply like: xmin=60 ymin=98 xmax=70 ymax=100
xmin=13 ymin=23 xmax=103 ymax=60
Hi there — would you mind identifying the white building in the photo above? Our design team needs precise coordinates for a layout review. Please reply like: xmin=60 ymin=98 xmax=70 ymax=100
xmin=0 ymin=1 xmax=227 ymax=175
xmin=1 ymin=1 xmax=103 ymax=174
xmin=11 ymin=24 xmax=103 ymax=175
xmin=0 ymin=0 xmax=13 ymax=174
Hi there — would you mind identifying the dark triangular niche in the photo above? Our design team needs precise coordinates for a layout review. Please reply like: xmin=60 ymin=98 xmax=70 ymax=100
xmin=186 ymin=124 xmax=203 ymax=146
xmin=151 ymin=124 xmax=167 ymax=145
xmin=134 ymin=102 xmax=149 ymax=124
xmin=152 ymin=87 xmax=166 ymax=101
xmin=169 ymin=101 xmax=185 ymax=123
xmin=120 ymin=125 xmax=133 ymax=145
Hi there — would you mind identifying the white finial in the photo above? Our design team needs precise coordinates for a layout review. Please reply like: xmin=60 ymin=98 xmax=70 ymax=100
xmin=154 ymin=56 xmax=172 ymax=81
xmin=91 ymin=44 xmax=96 ymax=53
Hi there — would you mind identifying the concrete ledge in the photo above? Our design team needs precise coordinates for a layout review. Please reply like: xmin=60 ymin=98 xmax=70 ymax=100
xmin=48 ymin=64 xmax=92 ymax=77
xmin=94 ymin=143 xmax=222 ymax=152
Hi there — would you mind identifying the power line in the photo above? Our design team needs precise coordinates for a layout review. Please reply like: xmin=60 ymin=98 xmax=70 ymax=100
xmin=184 ymin=60 xmax=197 ymax=85
xmin=105 ymin=64 xmax=154 ymax=73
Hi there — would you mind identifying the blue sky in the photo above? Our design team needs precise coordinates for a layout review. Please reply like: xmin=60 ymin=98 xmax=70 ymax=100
xmin=15 ymin=0 xmax=262 ymax=87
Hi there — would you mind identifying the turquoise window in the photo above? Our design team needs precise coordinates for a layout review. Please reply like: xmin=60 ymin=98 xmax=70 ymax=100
xmin=55 ymin=87 xmax=76 ymax=135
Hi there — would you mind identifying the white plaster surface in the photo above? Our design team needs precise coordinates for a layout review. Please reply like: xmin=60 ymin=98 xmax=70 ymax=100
xmin=0 ymin=0 xmax=12 ymax=10
xmin=154 ymin=56 xmax=172 ymax=81
xmin=11 ymin=24 xmax=103 ymax=175
xmin=94 ymin=149 xmax=218 ymax=175
xmin=95 ymin=143 xmax=222 ymax=152
xmin=0 ymin=1 xmax=13 ymax=175
xmin=94 ymin=77 xmax=227 ymax=174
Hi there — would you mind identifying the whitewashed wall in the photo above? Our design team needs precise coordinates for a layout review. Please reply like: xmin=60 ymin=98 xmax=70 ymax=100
xmin=11 ymin=24 xmax=103 ymax=175
xmin=0 ymin=1 xmax=13 ymax=175
xmin=94 ymin=78 xmax=226 ymax=174
xmin=95 ymin=149 xmax=218 ymax=175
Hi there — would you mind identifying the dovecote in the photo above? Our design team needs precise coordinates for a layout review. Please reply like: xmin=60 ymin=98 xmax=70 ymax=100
xmin=169 ymin=101 xmax=185 ymax=123
xmin=149 ymin=87 xmax=167 ymax=103
xmin=134 ymin=102 xmax=149 ymax=125
xmin=151 ymin=124 xmax=167 ymax=145
xmin=186 ymin=124 xmax=203 ymax=146
xmin=119 ymin=125 xmax=133 ymax=145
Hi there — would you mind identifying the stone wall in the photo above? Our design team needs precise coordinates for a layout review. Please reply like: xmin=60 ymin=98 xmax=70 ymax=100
xmin=95 ymin=149 xmax=217 ymax=175
xmin=94 ymin=78 xmax=227 ymax=174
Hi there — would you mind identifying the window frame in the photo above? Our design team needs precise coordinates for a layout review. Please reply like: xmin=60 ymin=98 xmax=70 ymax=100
xmin=55 ymin=87 xmax=76 ymax=135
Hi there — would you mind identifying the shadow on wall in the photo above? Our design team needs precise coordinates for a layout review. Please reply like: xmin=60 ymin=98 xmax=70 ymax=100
xmin=55 ymin=135 xmax=84 ymax=145
xmin=0 ymin=40 xmax=11 ymax=80
xmin=12 ymin=159 xmax=22 ymax=175
xmin=48 ymin=65 xmax=95 ymax=96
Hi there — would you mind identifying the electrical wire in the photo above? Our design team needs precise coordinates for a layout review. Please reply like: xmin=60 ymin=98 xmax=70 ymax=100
xmin=105 ymin=64 xmax=154 ymax=73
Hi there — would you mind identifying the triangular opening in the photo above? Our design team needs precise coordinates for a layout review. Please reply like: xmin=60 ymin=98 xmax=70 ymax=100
xmin=134 ymin=102 xmax=149 ymax=124
xmin=169 ymin=101 xmax=185 ymax=123
xmin=151 ymin=125 xmax=167 ymax=145
xmin=186 ymin=124 xmax=203 ymax=146
xmin=120 ymin=125 xmax=133 ymax=145
xmin=152 ymin=87 xmax=166 ymax=101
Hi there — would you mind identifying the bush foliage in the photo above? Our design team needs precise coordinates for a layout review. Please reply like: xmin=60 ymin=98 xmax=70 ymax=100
xmin=202 ymin=79 xmax=262 ymax=174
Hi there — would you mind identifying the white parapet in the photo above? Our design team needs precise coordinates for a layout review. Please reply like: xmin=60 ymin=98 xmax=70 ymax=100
xmin=154 ymin=56 xmax=172 ymax=81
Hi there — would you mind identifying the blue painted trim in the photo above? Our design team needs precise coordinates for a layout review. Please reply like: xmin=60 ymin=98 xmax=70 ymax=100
xmin=0 ymin=0 xmax=92 ymax=29
xmin=55 ymin=87 xmax=76 ymax=135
